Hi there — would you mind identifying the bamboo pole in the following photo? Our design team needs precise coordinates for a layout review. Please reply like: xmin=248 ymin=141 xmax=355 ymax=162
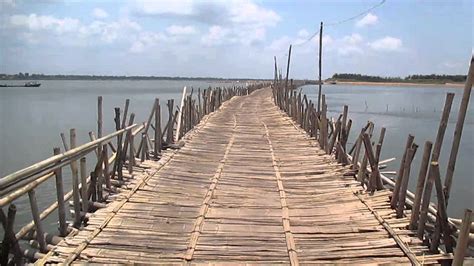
xmin=121 ymin=113 xmax=135 ymax=163
xmin=444 ymin=56 xmax=474 ymax=204
xmin=1 ymin=204 xmax=22 ymax=265
xmin=429 ymin=162 xmax=453 ymax=253
xmin=409 ymin=141 xmax=433 ymax=230
xmin=396 ymin=144 xmax=418 ymax=218
xmin=167 ymin=99 xmax=174 ymax=144
xmin=317 ymin=21 xmax=323 ymax=114
xmin=175 ymin=87 xmax=187 ymax=142
xmin=28 ymin=189 xmax=47 ymax=252
xmin=417 ymin=93 xmax=454 ymax=237
xmin=0 ymin=124 xmax=137 ymax=194
xmin=391 ymin=134 xmax=414 ymax=208
xmin=53 ymin=147 xmax=67 ymax=237
xmin=141 ymin=133 xmax=146 ymax=163
xmin=69 ymin=129 xmax=82 ymax=228
xmin=154 ymin=99 xmax=161 ymax=158
xmin=103 ymin=145 xmax=110 ymax=189
xmin=453 ymin=208 xmax=472 ymax=265
xmin=80 ymin=157 xmax=88 ymax=213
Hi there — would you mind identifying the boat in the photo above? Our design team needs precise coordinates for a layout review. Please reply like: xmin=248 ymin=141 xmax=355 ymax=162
xmin=0 ymin=81 xmax=41 ymax=87
xmin=25 ymin=81 xmax=41 ymax=87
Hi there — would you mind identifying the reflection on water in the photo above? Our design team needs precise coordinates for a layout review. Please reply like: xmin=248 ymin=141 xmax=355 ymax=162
xmin=303 ymin=84 xmax=473 ymax=218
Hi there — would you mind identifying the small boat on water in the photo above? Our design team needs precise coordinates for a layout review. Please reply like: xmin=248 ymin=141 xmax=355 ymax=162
xmin=0 ymin=81 xmax=41 ymax=87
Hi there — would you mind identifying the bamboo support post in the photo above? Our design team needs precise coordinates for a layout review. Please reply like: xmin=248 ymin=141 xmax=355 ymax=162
xmin=122 ymin=113 xmax=135 ymax=163
xmin=28 ymin=189 xmax=47 ymax=252
xmin=112 ymin=107 xmax=123 ymax=181
xmin=429 ymin=162 xmax=454 ymax=253
xmin=103 ymin=145 xmax=110 ymax=188
xmin=53 ymin=147 xmax=67 ymax=237
xmin=453 ymin=209 xmax=472 ymax=265
xmin=317 ymin=21 xmax=323 ymax=113
xmin=176 ymin=87 xmax=187 ymax=142
xmin=1 ymin=204 xmax=22 ymax=265
xmin=69 ymin=129 xmax=82 ymax=227
xmin=391 ymin=134 xmax=415 ymax=208
xmin=444 ymin=56 xmax=474 ymax=204
xmin=396 ymin=144 xmax=418 ymax=218
xmin=80 ymin=157 xmax=89 ymax=213
xmin=167 ymin=99 xmax=174 ymax=144
xmin=154 ymin=99 xmax=161 ymax=158
xmin=141 ymin=133 xmax=147 ymax=162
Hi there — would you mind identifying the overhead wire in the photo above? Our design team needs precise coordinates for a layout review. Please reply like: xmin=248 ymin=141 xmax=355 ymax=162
xmin=291 ymin=0 xmax=386 ymax=47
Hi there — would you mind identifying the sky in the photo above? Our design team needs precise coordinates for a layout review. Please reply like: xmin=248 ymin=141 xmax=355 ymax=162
xmin=0 ymin=0 xmax=472 ymax=79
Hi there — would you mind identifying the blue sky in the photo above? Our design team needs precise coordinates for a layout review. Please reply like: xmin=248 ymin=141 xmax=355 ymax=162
xmin=0 ymin=0 xmax=472 ymax=78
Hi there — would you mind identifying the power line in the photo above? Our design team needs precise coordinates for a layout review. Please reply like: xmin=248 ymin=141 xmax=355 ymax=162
xmin=292 ymin=0 xmax=386 ymax=47
xmin=326 ymin=0 xmax=386 ymax=26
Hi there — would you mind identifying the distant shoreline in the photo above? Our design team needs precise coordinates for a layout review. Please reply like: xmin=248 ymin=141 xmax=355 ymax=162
xmin=333 ymin=81 xmax=464 ymax=88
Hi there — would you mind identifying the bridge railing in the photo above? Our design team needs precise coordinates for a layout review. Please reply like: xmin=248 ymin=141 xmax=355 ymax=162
xmin=271 ymin=57 xmax=474 ymax=263
xmin=0 ymin=83 xmax=266 ymax=264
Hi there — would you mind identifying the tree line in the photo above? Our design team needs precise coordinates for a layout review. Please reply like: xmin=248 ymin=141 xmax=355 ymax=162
xmin=331 ymin=73 xmax=467 ymax=83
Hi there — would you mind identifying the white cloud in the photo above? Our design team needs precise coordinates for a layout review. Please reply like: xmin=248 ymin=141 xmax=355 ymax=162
xmin=92 ymin=8 xmax=109 ymax=19
xmin=130 ymin=0 xmax=279 ymax=46
xmin=166 ymin=25 xmax=197 ymax=35
xmin=129 ymin=32 xmax=165 ymax=53
xmin=297 ymin=29 xmax=309 ymax=39
xmin=201 ymin=25 xmax=230 ymax=46
xmin=10 ymin=14 xmax=80 ymax=34
xmin=131 ymin=0 xmax=194 ymax=16
xmin=343 ymin=33 xmax=363 ymax=45
xmin=368 ymin=36 xmax=402 ymax=51
xmin=356 ymin=13 xmax=378 ymax=27
xmin=228 ymin=0 xmax=280 ymax=27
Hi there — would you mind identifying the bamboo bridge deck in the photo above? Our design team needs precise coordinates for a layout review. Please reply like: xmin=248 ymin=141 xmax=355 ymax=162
xmin=42 ymin=88 xmax=433 ymax=264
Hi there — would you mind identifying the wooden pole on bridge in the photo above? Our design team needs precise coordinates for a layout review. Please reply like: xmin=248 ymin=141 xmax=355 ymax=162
xmin=317 ymin=21 xmax=323 ymax=114
xmin=444 ymin=56 xmax=474 ymax=204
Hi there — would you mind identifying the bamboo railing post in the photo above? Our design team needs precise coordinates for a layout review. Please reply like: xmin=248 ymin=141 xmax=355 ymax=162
xmin=167 ymin=99 xmax=174 ymax=144
xmin=429 ymin=162 xmax=453 ymax=253
xmin=284 ymin=45 xmax=292 ymax=112
xmin=80 ymin=157 xmax=88 ymax=213
xmin=154 ymin=99 xmax=161 ymax=158
xmin=396 ymin=144 xmax=418 ymax=218
xmin=453 ymin=208 xmax=472 ymax=265
xmin=374 ymin=127 xmax=386 ymax=189
xmin=69 ymin=129 xmax=82 ymax=227
xmin=409 ymin=141 xmax=433 ymax=230
xmin=141 ymin=133 xmax=146 ymax=163
xmin=97 ymin=96 xmax=103 ymax=169
xmin=122 ymin=113 xmax=135 ymax=163
xmin=176 ymin=87 xmax=187 ymax=142
xmin=112 ymin=107 xmax=123 ymax=181
xmin=129 ymin=133 xmax=135 ymax=174
xmin=317 ymin=21 xmax=323 ymax=113
xmin=28 ymin=189 xmax=47 ymax=252
xmin=102 ymin=144 xmax=110 ymax=189
xmin=53 ymin=147 xmax=67 ymax=237
xmin=352 ymin=132 xmax=363 ymax=170
xmin=444 ymin=56 xmax=474 ymax=204
xmin=391 ymin=134 xmax=415 ymax=208
xmin=1 ymin=204 xmax=22 ymax=265
xmin=417 ymin=93 xmax=454 ymax=237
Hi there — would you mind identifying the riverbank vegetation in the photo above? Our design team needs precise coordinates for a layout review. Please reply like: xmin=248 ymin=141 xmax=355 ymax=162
xmin=330 ymin=73 xmax=466 ymax=84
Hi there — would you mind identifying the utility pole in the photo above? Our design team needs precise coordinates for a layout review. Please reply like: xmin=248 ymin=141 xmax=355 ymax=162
xmin=284 ymin=45 xmax=292 ymax=90
xmin=317 ymin=21 xmax=323 ymax=114
xmin=274 ymin=56 xmax=278 ymax=84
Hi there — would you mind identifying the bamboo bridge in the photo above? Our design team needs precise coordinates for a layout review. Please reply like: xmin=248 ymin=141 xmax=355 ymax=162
xmin=1 ymin=58 xmax=474 ymax=265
